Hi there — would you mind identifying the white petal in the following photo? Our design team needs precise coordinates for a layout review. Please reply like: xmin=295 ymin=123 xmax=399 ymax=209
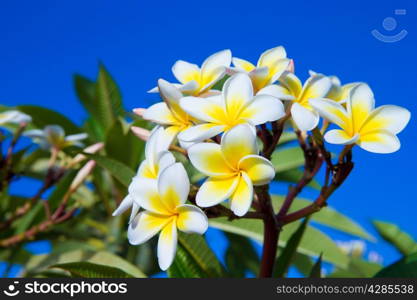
xmin=230 ymin=172 xmax=253 ymax=217
xmin=324 ymin=130 xmax=359 ymax=145
xmin=24 ymin=129 xmax=45 ymax=139
xmin=299 ymin=75 xmax=332 ymax=104
xmin=220 ymin=124 xmax=258 ymax=168
xmin=238 ymin=155 xmax=275 ymax=185
xmin=201 ymin=49 xmax=232 ymax=76
xmin=128 ymin=212 xmax=171 ymax=245
xmin=129 ymin=202 xmax=140 ymax=223
xmin=112 ymin=195 xmax=134 ymax=216
xmin=179 ymin=96 xmax=224 ymax=123
xmin=187 ymin=143 xmax=234 ymax=177
xmin=257 ymin=46 xmax=287 ymax=68
xmin=176 ymin=204 xmax=208 ymax=234
xmin=196 ymin=176 xmax=239 ymax=207
xmin=358 ymin=130 xmax=400 ymax=154
xmin=241 ymin=95 xmax=285 ymax=125
xmin=232 ymin=57 xmax=255 ymax=72
xmin=179 ymin=80 xmax=200 ymax=94
xmin=157 ymin=219 xmax=178 ymax=271
xmin=291 ymin=102 xmax=320 ymax=131
xmin=178 ymin=124 xmax=225 ymax=143
xmin=172 ymin=60 xmax=200 ymax=84
xmin=145 ymin=126 xmax=172 ymax=167
xmin=309 ymin=98 xmax=349 ymax=128
xmin=129 ymin=177 xmax=170 ymax=215
xmin=143 ymin=102 xmax=176 ymax=125
xmin=158 ymin=79 xmax=183 ymax=112
xmin=361 ymin=105 xmax=411 ymax=134
xmin=347 ymin=83 xmax=375 ymax=127
xmin=65 ymin=133 xmax=88 ymax=142
xmin=158 ymin=163 xmax=190 ymax=209
xmin=224 ymin=73 xmax=254 ymax=113
xmin=156 ymin=151 xmax=176 ymax=176
xmin=257 ymin=84 xmax=294 ymax=101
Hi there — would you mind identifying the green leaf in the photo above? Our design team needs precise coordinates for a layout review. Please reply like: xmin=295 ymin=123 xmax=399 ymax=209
xmin=18 ymin=105 xmax=80 ymax=135
xmin=168 ymin=233 xmax=224 ymax=278
xmin=274 ymin=168 xmax=321 ymax=190
xmin=51 ymin=262 xmax=134 ymax=278
xmin=309 ymin=254 xmax=322 ymax=278
xmin=274 ymin=217 xmax=309 ymax=277
xmin=95 ymin=64 xmax=124 ymax=132
xmin=330 ymin=258 xmax=382 ymax=278
xmin=271 ymin=147 xmax=305 ymax=173
xmin=47 ymin=170 xmax=77 ymax=211
xmin=224 ymin=232 xmax=260 ymax=277
xmin=374 ymin=252 xmax=417 ymax=278
xmin=209 ymin=217 xmax=349 ymax=268
xmin=73 ymin=74 xmax=97 ymax=118
xmin=272 ymin=196 xmax=374 ymax=241
xmin=211 ymin=75 xmax=229 ymax=91
xmin=292 ymin=253 xmax=314 ymax=276
xmin=86 ymin=153 xmax=134 ymax=187
xmin=27 ymin=250 xmax=146 ymax=278
xmin=372 ymin=220 xmax=417 ymax=256
xmin=105 ymin=120 xmax=145 ymax=167
xmin=277 ymin=132 xmax=297 ymax=146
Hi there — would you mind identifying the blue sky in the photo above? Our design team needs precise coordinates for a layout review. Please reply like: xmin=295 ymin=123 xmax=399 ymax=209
xmin=1 ymin=0 xmax=416 ymax=272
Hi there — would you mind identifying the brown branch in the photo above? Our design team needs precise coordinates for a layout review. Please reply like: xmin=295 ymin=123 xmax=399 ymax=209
xmin=0 ymin=207 xmax=76 ymax=247
xmin=281 ymin=159 xmax=354 ymax=225
xmin=257 ymin=185 xmax=279 ymax=277
xmin=263 ymin=111 xmax=291 ymax=159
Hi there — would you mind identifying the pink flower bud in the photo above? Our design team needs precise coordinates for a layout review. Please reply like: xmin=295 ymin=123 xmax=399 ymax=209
xmin=133 ymin=108 xmax=146 ymax=117
xmin=70 ymin=160 xmax=96 ymax=191
xmin=131 ymin=126 xmax=151 ymax=142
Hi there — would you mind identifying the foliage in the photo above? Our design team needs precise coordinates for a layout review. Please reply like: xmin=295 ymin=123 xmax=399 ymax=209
xmin=0 ymin=57 xmax=412 ymax=279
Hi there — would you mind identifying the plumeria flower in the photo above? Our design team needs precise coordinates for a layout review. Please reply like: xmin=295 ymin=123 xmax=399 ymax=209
xmin=113 ymin=127 xmax=176 ymax=221
xmin=188 ymin=124 xmax=275 ymax=216
xmin=142 ymin=79 xmax=194 ymax=146
xmin=178 ymin=73 xmax=285 ymax=143
xmin=0 ymin=110 xmax=31 ymax=125
xmin=128 ymin=163 xmax=208 ymax=270
xmin=24 ymin=125 xmax=87 ymax=151
xmin=149 ymin=50 xmax=231 ymax=96
xmin=232 ymin=46 xmax=290 ymax=92
xmin=310 ymin=83 xmax=410 ymax=153
xmin=309 ymin=70 xmax=360 ymax=103
xmin=262 ymin=71 xmax=332 ymax=131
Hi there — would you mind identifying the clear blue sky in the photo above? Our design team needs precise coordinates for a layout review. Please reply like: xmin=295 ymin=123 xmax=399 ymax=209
xmin=1 ymin=0 xmax=416 ymax=270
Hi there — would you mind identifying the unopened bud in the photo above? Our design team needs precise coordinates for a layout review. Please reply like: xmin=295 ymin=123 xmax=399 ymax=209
xmin=131 ymin=126 xmax=151 ymax=142
xmin=287 ymin=59 xmax=295 ymax=73
xmin=70 ymin=160 xmax=96 ymax=192
xmin=70 ymin=142 xmax=104 ymax=166
xmin=133 ymin=108 xmax=146 ymax=117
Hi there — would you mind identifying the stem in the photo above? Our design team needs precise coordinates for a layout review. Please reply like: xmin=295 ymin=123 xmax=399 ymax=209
xmin=257 ymin=185 xmax=279 ymax=277
xmin=259 ymin=215 xmax=279 ymax=277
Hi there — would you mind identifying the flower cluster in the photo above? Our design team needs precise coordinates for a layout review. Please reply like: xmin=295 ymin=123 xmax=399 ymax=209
xmin=116 ymin=46 xmax=411 ymax=270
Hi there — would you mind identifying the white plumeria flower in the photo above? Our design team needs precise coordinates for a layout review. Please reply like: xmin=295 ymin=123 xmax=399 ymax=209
xmin=128 ymin=163 xmax=208 ymax=271
xmin=0 ymin=110 xmax=31 ymax=125
xmin=232 ymin=46 xmax=290 ymax=92
xmin=142 ymin=79 xmax=194 ymax=147
xmin=188 ymin=124 xmax=275 ymax=216
xmin=149 ymin=50 xmax=231 ymax=96
xmin=24 ymin=125 xmax=87 ymax=150
xmin=262 ymin=71 xmax=332 ymax=131
xmin=113 ymin=127 xmax=176 ymax=221
xmin=310 ymin=83 xmax=410 ymax=153
xmin=309 ymin=70 xmax=360 ymax=103
xmin=178 ymin=73 xmax=285 ymax=143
